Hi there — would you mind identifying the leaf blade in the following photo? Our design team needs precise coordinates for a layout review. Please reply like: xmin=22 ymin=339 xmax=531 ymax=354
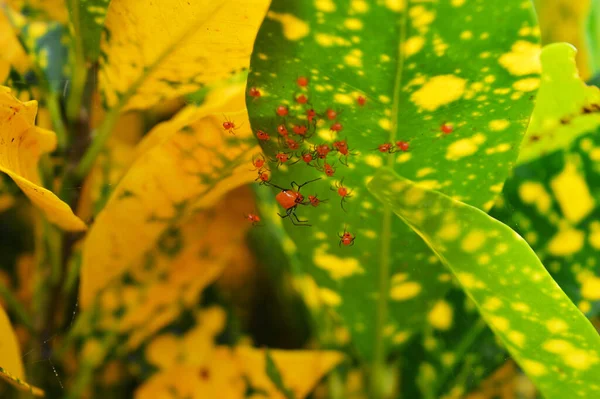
xmin=368 ymin=168 xmax=600 ymax=398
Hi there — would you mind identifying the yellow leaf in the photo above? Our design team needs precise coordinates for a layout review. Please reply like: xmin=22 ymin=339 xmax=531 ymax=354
xmin=0 ymin=11 xmax=30 ymax=82
xmin=77 ymin=110 xmax=145 ymax=222
xmin=0 ymin=86 xmax=86 ymax=231
xmin=0 ymin=306 xmax=44 ymax=396
xmin=535 ymin=0 xmax=592 ymax=79
xmin=99 ymin=0 xmax=270 ymax=111
xmin=80 ymin=83 xmax=259 ymax=308
xmin=237 ymin=347 xmax=344 ymax=399
xmin=87 ymin=186 xmax=255 ymax=351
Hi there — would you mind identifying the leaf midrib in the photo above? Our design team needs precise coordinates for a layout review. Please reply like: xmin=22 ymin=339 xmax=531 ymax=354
xmin=372 ymin=0 xmax=410 ymax=384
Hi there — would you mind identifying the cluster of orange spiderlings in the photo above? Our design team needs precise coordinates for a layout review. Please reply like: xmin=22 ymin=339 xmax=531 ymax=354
xmin=233 ymin=77 xmax=455 ymax=246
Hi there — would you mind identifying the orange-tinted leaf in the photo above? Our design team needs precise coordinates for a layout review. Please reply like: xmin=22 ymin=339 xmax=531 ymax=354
xmin=0 ymin=86 xmax=86 ymax=231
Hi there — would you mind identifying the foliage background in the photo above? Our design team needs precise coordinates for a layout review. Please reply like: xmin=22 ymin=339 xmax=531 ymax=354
xmin=0 ymin=0 xmax=599 ymax=398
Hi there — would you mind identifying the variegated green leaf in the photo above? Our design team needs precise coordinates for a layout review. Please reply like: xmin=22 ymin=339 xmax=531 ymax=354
xmin=369 ymin=168 xmax=600 ymax=398
xmin=247 ymin=0 xmax=539 ymax=360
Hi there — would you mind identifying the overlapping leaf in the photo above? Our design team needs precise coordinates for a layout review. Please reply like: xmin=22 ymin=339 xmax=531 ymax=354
xmin=369 ymin=168 xmax=600 ymax=398
xmin=534 ymin=0 xmax=594 ymax=79
xmin=0 ymin=305 xmax=43 ymax=396
xmin=77 ymin=186 xmax=255 ymax=354
xmin=98 ymin=0 xmax=270 ymax=111
xmin=79 ymin=84 xmax=260 ymax=308
xmin=247 ymin=0 xmax=539 ymax=359
xmin=66 ymin=0 xmax=111 ymax=62
xmin=136 ymin=306 xmax=343 ymax=399
xmin=517 ymin=43 xmax=600 ymax=164
xmin=0 ymin=86 xmax=85 ymax=230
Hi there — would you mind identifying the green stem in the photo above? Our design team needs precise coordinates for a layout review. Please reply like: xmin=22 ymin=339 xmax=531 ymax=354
xmin=0 ymin=282 xmax=34 ymax=331
xmin=432 ymin=318 xmax=487 ymax=395
xmin=66 ymin=0 xmax=86 ymax=122
xmin=46 ymin=93 xmax=68 ymax=150
xmin=44 ymin=221 xmax=63 ymax=286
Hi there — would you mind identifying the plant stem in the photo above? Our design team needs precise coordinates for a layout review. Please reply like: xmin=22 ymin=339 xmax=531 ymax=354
xmin=0 ymin=282 xmax=34 ymax=331
xmin=66 ymin=0 xmax=86 ymax=122
xmin=46 ymin=93 xmax=68 ymax=150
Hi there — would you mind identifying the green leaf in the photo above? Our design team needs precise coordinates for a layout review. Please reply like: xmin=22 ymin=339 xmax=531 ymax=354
xmin=67 ymin=0 xmax=111 ymax=62
xmin=265 ymin=349 xmax=295 ymax=399
xmin=247 ymin=0 xmax=539 ymax=359
xmin=368 ymin=168 xmax=600 ymax=398
xmin=399 ymin=288 xmax=506 ymax=399
xmin=494 ymin=128 xmax=600 ymax=318
xmin=517 ymin=43 xmax=600 ymax=164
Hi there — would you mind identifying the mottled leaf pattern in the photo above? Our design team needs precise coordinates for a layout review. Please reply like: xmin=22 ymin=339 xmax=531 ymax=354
xmin=99 ymin=0 xmax=270 ymax=110
xmin=77 ymin=186 xmax=254 ymax=357
xmin=135 ymin=306 xmax=343 ymax=399
xmin=369 ymin=168 xmax=600 ymax=398
xmin=79 ymin=84 xmax=259 ymax=307
xmin=247 ymin=0 xmax=539 ymax=358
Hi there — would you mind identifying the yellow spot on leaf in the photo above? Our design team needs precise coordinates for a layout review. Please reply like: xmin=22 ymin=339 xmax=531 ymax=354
xmin=550 ymin=161 xmax=595 ymax=224
xmin=582 ymin=276 xmax=600 ymax=300
xmin=522 ymin=359 xmax=547 ymax=376
xmin=483 ymin=297 xmax=503 ymax=311
xmin=437 ymin=223 xmax=460 ymax=241
xmin=390 ymin=281 xmax=422 ymax=301
xmin=507 ymin=331 xmax=526 ymax=347
xmin=498 ymin=40 xmax=541 ymax=76
xmin=451 ymin=0 xmax=465 ymax=6
xmin=489 ymin=119 xmax=510 ymax=131
xmin=489 ymin=316 xmax=510 ymax=331
xmin=547 ymin=226 xmax=584 ymax=256
xmin=315 ymin=33 xmax=351 ymax=47
xmin=319 ymin=287 xmax=342 ymax=307
xmin=409 ymin=5 xmax=434 ymax=30
xmin=519 ymin=181 xmax=551 ymax=213
xmin=364 ymin=155 xmax=383 ymax=168
xmin=427 ymin=300 xmax=453 ymax=330
xmin=461 ymin=230 xmax=486 ymax=252
xmin=416 ymin=167 xmax=435 ymax=178
xmin=460 ymin=31 xmax=473 ymax=40
xmin=392 ymin=331 xmax=411 ymax=344
xmin=411 ymin=75 xmax=467 ymax=111
xmin=378 ymin=118 xmax=391 ymax=130
xmin=313 ymin=250 xmax=364 ymax=280
xmin=385 ymin=0 xmax=405 ymax=12
xmin=546 ymin=318 xmax=569 ymax=333
xmin=351 ymin=0 xmax=369 ymax=13
xmin=344 ymin=49 xmax=363 ymax=67
xmin=315 ymin=0 xmax=336 ymax=12
xmin=513 ymin=77 xmax=540 ymax=91
xmin=267 ymin=12 xmax=310 ymax=41
xmin=589 ymin=221 xmax=600 ymax=249
xmin=344 ymin=18 xmax=363 ymax=30
xmin=333 ymin=93 xmax=353 ymax=104
xmin=403 ymin=36 xmax=424 ymax=57
xmin=445 ymin=133 xmax=486 ymax=160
